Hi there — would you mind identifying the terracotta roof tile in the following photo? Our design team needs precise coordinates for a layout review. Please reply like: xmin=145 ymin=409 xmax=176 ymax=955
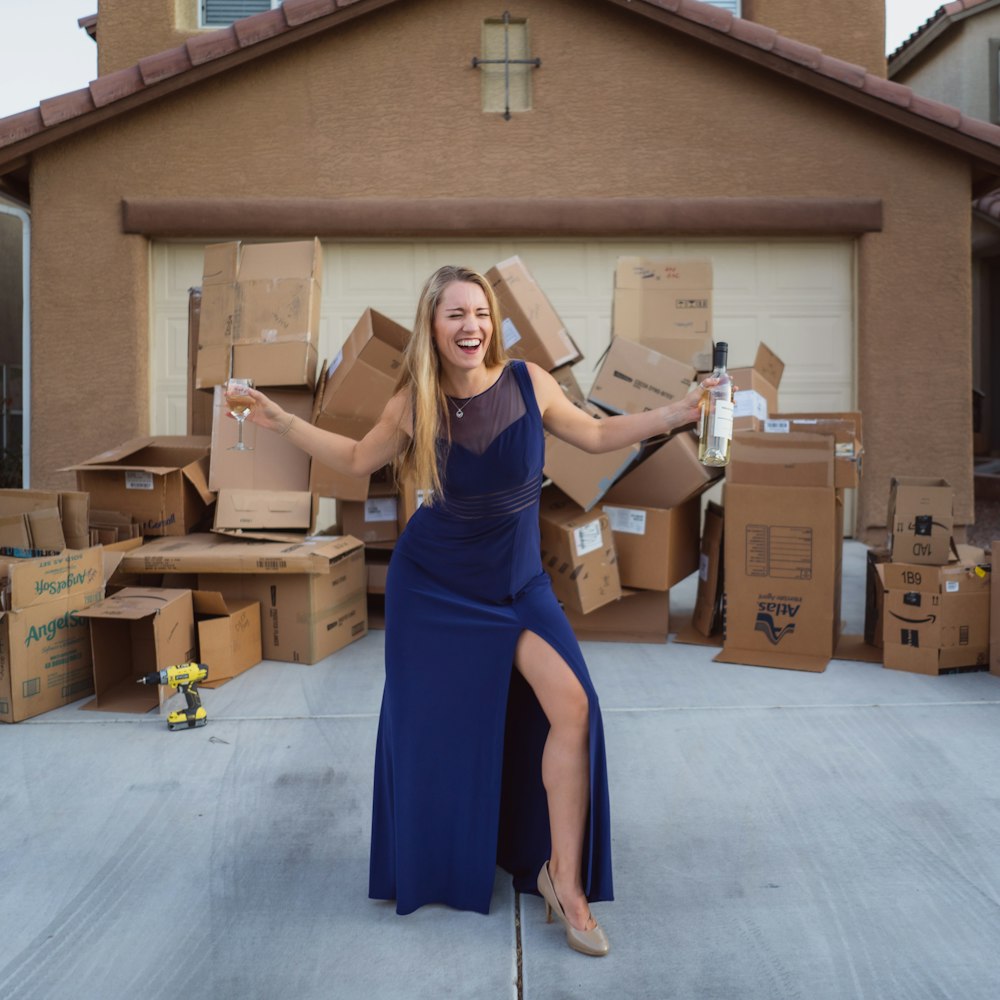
xmin=679 ymin=0 xmax=731 ymax=30
xmin=233 ymin=7 xmax=291 ymax=47
xmin=644 ymin=0 xmax=682 ymax=10
xmin=958 ymin=114 xmax=1000 ymax=143
xmin=283 ymin=0 xmax=338 ymax=27
xmin=89 ymin=65 xmax=145 ymax=107
xmin=909 ymin=93 xmax=964 ymax=129
xmin=0 ymin=109 xmax=44 ymax=146
xmin=186 ymin=27 xmax=241 ymax=67
xmin=138 ymin=47 xmax=193 ymax=86
xmin=890 ymin=0 xmax=997 ymax=60
xmin=860 ymin=74 xmax=914 ymax=109
xmin=728 ymin=18 xmax=778 ymax=51
xmin=771 ymin=35 xmax=823 ymax=70
xmin=817 ymin=54 xmax=868 ymax=90
xmin=39 ymin=89 xmax=96 ymax=127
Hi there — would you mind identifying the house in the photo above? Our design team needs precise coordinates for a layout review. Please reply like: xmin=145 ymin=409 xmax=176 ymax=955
xmin=0 ymin=0 xmax=998 ymax=541
xmin=889 ymin=0 xmax=1000 ymax=459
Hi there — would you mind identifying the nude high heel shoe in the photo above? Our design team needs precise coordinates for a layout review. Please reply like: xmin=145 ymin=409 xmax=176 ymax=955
xmin=536 ymin=861 xmax=610 ymax=957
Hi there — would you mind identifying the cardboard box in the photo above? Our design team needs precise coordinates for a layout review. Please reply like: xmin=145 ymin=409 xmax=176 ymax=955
xmin=65 ymin=437 xmax=213 ymax=537
xmin=588 ymin=337 xmax=696 ymax=416
xmin=603 ymin=431 xmax=722 ymax=511
xmin=308 ymin=413 xmax=374 ymax=502
xmin=340 ymin=497 xmax=399 ymax=545
xmin=0 ymin=489 xmax=90 ymax=551
xmin=881 ymin=552 xmax=990 ymax=674
xmin=486 ymin=256 xmax=582 ymax=370
xmin=317 ymin=308 xmax=410 ymax=422
xmin=550 ymin=363 xmax=586 ymax=405
xmin=991 ymin=540 xmax=999 ymax=677
xmin=715 ymin=432 xmax=843 ymax=672
xmin=538 ymin=487 xmax=621 ymax=615
xmin=864 ymin=548 xmax=890 ymax=650
xmin=692 ymin=500 xmax=724 ymax=638
xmin=763 ymin=412 xmax=863 ymax=488
xmin=209 ymin=386 xmax=314 ymax=491
xmin=79 ymin=588 xmax=197 ymax=713
xmin=196 ymin=239 xmax=322 ymax=389
xmin=213 ymin=489 xmax=315 ymax=533
xmin=187 ymin=287 xmax=214 ymax=436
xmin=611 ymin=257 xmax=713 ymax=369
xmin=543 ymin=401 xmax=640 ymax=512
xmin=397 ymin=478 xmax=431 ymax=532
xmin=0 ymin=549 xmax=104 ymax=723
xmin=599 ymin=494 xmax=700 ymax=591
xmin=887 ymin=477 xmax=955 ymax=565
xmin=726 ymin=343 xmax=784 ymax=431
xmin=193 ymin=591 xmax=262 ymax=687
xmin=564 ymin=588 xmax=669 ymax=643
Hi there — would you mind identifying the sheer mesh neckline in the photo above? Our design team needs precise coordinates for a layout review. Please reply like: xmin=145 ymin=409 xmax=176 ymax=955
xmin=445 ymin=364 xmax=526 ymax=456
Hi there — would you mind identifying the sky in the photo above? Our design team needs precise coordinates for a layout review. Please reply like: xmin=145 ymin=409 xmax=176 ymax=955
xmin=0 ymin=0 xmax=953 ymax=120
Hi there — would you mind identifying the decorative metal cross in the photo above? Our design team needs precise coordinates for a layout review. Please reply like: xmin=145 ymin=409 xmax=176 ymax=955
xmin=471 ymin=11 xmax=541 ymax=120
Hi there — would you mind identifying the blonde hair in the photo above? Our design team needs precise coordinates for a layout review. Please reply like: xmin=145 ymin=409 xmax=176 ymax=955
xmin=394 ymin=266 xmax=508 ymax=500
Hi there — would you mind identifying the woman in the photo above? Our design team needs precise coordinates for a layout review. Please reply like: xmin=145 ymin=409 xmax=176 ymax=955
xmin=234 ymin=265 xmax=713 ymax=957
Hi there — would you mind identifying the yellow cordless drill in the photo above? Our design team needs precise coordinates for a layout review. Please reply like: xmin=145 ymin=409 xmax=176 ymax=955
xmin=136 ymin=662 xmax=209 ymax=731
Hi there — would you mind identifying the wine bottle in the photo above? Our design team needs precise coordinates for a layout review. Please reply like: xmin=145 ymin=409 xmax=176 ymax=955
xmin=697 ymin=342 xmax=734 ymax=467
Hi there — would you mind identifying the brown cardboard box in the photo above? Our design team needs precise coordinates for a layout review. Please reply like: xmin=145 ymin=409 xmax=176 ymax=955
xmin=539 ymin=486 xmax=621 ymax=615
xmin=611 ymin=257 xmax=713 ymax=369
xmin=309 ymin=413 xmax=374 ymax=502
xmin=0 ymin=548 xmax=104 ymax=722
xmin=187 ymin=287 xmax=214 ymax=436
xmin=604 ymin=431 xmax=722 ymax=511
xmin=397 ymin=478 xmax=432 ymax=532
xmin=213 ymin=490 xmax=315 ymax=533
xmin=881 ymin=551 xmax=990 ymax=674
xmin=991 ymin=540 xmax=999 ymax=677
xmin=196 ymin=239 xmax=322 ymax=389
xmin=887 ymin=476 xmax=955 ymax=565
xmin=588 ymin=337 xmax=696 ymax=416
xmin=66 ymin=437 xmax=213 ymax=537
xmin=715 ymin=431 xmax=843 ymax=672
xmin=564 ymin=588 xmax=669 ymax=643
xmin=340 ymin=497 xmax=399 ymax=545
xmin=193 ymin=591 xmax=262 ymax=687
xmin=486 ymin=256 xmax=582 ymax=370
xmin=0 ymin=489 xmax=90 ymax=551
xmin=864 ymin=548 xmax=890 ymax=650
xmin=764 ymin=412 xmax=863 ymax=488
xmin=317 ymin=308 xmax=410 ymax=422
xmin=550 ymin=364 xmax=586 ymax=405
xmin=726 ymin=343 xmax=785 ymax=431
xmin=79 ymin=588 xmax=197 ymax=713
xmin=599 ymin=494 xmax=700 ymax=591
xmin=692 ymin=500 xmax=724 ymax=638
xmin=210 ymin=386 xmax=313 ymax=491
xmin=543 ymin=401 xmax=641 ymax=511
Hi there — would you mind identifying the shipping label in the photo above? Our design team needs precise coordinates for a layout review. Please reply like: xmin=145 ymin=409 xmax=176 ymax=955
xmin=573 ymin=520 xmax=604 ymax=558
xmin=733 ymin=390 xmax=768 ymax=420
xmin=364 ymin=498 xmax=398 ymax=523
xmin=501 ymin=318 xmax=522 ymax=349
xmin=125 ymin=471 xmax=155 ymax=491
xmin=602 ymin=506 xmax=646 ymax=535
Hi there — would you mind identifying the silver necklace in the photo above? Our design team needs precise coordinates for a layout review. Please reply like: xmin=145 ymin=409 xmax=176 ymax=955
xmin=448 ymin=387 xmax=482 ymax=419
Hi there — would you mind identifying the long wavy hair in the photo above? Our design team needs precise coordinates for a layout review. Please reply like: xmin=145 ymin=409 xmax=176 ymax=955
xmin=394 ymin=265 xmax=508 ymax=501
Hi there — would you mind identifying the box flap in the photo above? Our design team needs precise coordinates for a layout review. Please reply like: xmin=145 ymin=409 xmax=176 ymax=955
xmin=753 ymin=343 xmax=785 ymax=388
xmin=7 ymin=547 xmax=104 ymax=611
xmin=237 ymin=239 xmax=322 ymax=283
xmin=615 ymin=257 xmax=713 ymax=290
xmin=727 ymin=431 xmax=834 ymax=487
xmin=714 ymin=647 xmax=830 ymax=672
xmin=78 ymin=586 xmax=191 ymax=621
xmin=182 ymin=455 xmax=215 ymax=505
xmin=201 ymin=242 xmax=240 ymax=285
xmin=192 ymin=590 xmax=232 ymax=616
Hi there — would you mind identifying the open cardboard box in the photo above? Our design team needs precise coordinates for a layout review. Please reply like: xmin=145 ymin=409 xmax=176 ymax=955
xmin=887 ymin=476 xmax=955 ymax=566
xmin=588 ymin=337 xmax=695 ymax=416
xmin=194 ymin=591 xmax=262 ymax=687
xmin=0 ymin=489 xmax=90 ymax=553
xmin=563 ymin=588 xmax=669 ymax=643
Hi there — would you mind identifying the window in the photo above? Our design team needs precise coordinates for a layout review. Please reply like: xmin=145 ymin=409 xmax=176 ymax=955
xmin=202 ymin=0 xmax=275 ymax=27
xmin=479 ymin=16 xmax=535 ymax=117
xmin=705 ymin=0 xmax=741 ymax=14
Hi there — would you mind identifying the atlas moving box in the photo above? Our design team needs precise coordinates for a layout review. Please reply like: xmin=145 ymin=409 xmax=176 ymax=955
xmin=486 ymin=256 xmax=582 ymax=370
xmin=598 ymin=494 xmax=700 ymax=592
xmin=563 ymin=588 xmax=670 ymax=643
xmin=193 ymin=591 xmax=262 ymax=688
xmin=340 ymin=496 xmax=399 ymax=545
xmin=78 ymin=588 xmax=196 ymax=714
xmin=0 ymin=548 xmax=104 ymax=723
xmin=881 ymin=549 xmax=990 ymax=675
xmin=538 ymin=486 xmax=621 ymax=615
xmin=611 ymin=257 xmax=713 ymax=370
xmin=724 ymin=344 xmax=785 ymax=432
xmin=118 ymin=533 xmax=367 ymax=664
xmin=763 ymin=412 xmax=863 ymax=488
xmin=0 ymin=489 xmax=90 ymax=552
xmin=196 ymin=238 xmax=322 ymax=389
xmin=65 ymin=437 xmax=213 ymax=537
xmin=587 ymin=337 xmax=696 ymax=416
xmin=716 ymin=431 xmax=843 ymax=672
xmin=887 ymin=476 xmax=955 ymax=566
xmin=992 ymin=540 xmax=1000 ymax=677
xmin=544 ymin=401 xmax=640 ymax=512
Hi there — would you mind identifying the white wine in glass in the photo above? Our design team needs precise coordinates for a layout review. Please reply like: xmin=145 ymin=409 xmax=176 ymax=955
xmin=225 ymin=377 xmax=255 ymax=451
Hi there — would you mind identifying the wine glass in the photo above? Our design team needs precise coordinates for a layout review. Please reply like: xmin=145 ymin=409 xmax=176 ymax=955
xmin=225 ymin=377 xmax=255 ymax=451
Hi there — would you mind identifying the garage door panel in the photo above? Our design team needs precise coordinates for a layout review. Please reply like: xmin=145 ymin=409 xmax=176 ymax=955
xmin=763 ymin=244 xmax=853 ymax=297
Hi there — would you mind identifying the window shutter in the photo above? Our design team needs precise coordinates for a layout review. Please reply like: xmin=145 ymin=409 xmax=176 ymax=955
xmin=705 ymin=0 xmax=741 ymax=14
xmin=203 ymin=0 xmax=272 ymax=27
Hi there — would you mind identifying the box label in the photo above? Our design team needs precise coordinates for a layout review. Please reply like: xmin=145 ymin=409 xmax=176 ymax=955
xmin=699 ymin=552 xmax=710 ymax=583
xmin=734 ymin=390 xmax=768 ymax=421
xmin=364 ymin=498 xmax=398 ymax=523
xmin=327 ymin=350 xmax=343 ymax=378
xmin=746 ymin=525 xmax=813 ymax=580
xmin=764 ymin=419 xmax=791 ymax=433
xmin=501 ymin=317 xmax=522 ymax=349
xmin=572 ymin=520 xmax=604 ymax=558
xmin=125 ymin=471 xmax=155 ymax=491
xmin=602 ymin=506 xmax=646 ymax=535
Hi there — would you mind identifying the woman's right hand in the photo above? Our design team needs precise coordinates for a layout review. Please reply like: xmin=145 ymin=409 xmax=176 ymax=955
xmin=225 ymin=384 xmax=291 ymax=435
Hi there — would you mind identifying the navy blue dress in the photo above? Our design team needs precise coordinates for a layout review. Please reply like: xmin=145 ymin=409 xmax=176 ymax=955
xmin=369 ymin=360 xmax=614 ymax=915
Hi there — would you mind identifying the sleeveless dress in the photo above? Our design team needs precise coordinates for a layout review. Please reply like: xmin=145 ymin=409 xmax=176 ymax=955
xmin=368 ymin=360 xmax=614 ymax=915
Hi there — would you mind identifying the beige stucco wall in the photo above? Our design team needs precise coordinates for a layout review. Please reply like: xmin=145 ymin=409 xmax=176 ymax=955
xmin=30 ymin=0 xmax=976 ymax=534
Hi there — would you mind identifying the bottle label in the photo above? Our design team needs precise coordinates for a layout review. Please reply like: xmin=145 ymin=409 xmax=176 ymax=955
xmin=711 ymin=399 xmax=734 ymax=441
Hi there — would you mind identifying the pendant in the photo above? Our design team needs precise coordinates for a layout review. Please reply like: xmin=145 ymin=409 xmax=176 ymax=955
xmin=455 ymin=410 xmax=464 ymax=418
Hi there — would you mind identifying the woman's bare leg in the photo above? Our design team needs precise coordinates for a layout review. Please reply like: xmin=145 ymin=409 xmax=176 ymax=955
xmin=514 ymin=629 xmax=596 ymax=932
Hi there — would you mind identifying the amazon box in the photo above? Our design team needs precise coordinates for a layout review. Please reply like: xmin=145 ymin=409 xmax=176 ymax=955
xmin=692 ymin=500 xmax=724 ymax=638
xmin=196 ymin=238 xmax=321 ymax=389
xmin=193 ymin=591 xmax=262 ymax=687
xmin=564 ymin=588 xmax=669 ymax=643
xmin=887 ymin=476 xmax=955 ymax=565
xmin=66 ymin=437 xmax=213 ymax=537
xmin=611 ymin=257 xmax=713 ymax=369
xmin=79 ymin=588 xmax=197 ymax=714
xmin=598 ymin=494 xmax=700 ymax=592
xmin=588 ymin=337 xmax=696 ymax=416
xmin=881 ymin=551 xmax=990 ymax=674
xmin=486 ymin=256 xmax=582 ymax=370
xmin=716 ymin=431 xmax=843 ymax=672
xmin=0 ymin=548 xmax=105 ymax=723
xmin=539 ymin=486 xmax=621 ymax=615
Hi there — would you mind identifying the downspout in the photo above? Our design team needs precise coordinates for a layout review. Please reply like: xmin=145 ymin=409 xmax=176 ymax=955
xmin=0 ymin=201 xmax=29 ymax=486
